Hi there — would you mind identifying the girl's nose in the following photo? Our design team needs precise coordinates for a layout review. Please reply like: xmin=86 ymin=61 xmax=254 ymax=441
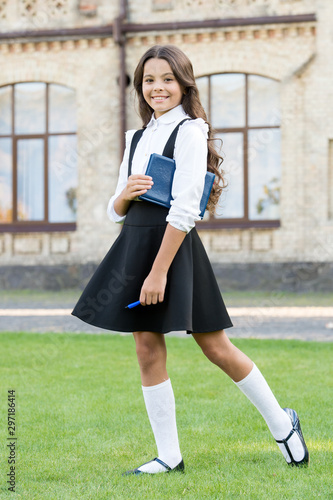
xmin=153 ymin=81 xmax=164 ymax=91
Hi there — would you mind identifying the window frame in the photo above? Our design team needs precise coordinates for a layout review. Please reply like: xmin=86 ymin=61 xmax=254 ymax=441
xmin=196 ymin=72 xmax=281 ymax=230
xmin=0 ymin=82 xmax=76 ymax=233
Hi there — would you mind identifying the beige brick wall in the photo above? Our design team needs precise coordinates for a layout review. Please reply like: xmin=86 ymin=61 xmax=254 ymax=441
xmin=0 ymin=0 xmax=316 ymax=31
xmin=129 ymin=0 xmax=315 ymax=23
xmin=0 ymin=0 xmax=117 ymax=31
xmin=0 ymin=0 xmax=332 ymax=268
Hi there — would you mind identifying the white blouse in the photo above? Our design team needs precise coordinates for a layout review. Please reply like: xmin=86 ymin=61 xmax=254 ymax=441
xmin=107 ymin=104 xmax=209 ymax=233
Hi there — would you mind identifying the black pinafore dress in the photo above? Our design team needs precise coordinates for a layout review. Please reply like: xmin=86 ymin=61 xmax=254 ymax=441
xmin=71 ymin=121 xmax=233 ymax=334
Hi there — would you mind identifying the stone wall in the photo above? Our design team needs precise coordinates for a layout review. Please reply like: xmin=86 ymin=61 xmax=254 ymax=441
xmin=1 ymin=261 xmax=332 ymax=292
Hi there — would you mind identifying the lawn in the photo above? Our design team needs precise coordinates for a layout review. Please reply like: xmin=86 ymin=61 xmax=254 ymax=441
xmin=0 ymin=332 xmax=332 ymax=499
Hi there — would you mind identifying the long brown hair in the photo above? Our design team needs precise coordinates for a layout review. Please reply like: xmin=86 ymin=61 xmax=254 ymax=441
xmin=133 ymin=44 xmax=227 ymax=214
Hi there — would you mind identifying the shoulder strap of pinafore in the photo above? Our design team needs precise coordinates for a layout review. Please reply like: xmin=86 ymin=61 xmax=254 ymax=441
xmin=127 ymin=118 xmax=192 ymax=176
xmin=128 ymin=128 xmax=145 ymax=177
xmin=161 ymin=118 xmax=191 ymax=158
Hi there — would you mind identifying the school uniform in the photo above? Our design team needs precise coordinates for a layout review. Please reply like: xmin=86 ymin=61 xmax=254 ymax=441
xmin=71 ymin=105 xmax=233 ymax=334
xmin=72 ymin=104 xmax=309 ymax=474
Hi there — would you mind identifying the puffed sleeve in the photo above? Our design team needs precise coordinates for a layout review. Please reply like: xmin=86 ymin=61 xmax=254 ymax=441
xmin=166 ymin=118 xmax=208 ymax=233
xmin=106 ymin=129 xmax=137 ymax=223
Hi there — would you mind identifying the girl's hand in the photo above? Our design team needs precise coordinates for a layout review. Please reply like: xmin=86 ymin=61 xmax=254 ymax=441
xmin=113 ymin=174 xmax=153 ymax=217
xmin=122 ymin=174 xmax=153 ymax=201
xmin=140 ymin=269 xmax=167 ymax=306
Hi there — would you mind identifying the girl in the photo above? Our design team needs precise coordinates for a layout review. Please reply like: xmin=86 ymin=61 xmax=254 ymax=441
xmin=72 ymin=45 xmax=309 ymax=474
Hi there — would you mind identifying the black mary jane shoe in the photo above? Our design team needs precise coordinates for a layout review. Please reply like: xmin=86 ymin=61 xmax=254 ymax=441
xmin=275 ymin=408 xmax=309 ymax=467
xmin=123 ymin=457 xmax=185 ymax=476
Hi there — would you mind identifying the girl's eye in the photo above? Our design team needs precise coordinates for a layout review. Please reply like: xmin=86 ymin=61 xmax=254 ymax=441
xmin=165 ymin=78 xmax=173 ymax=82
xmin=144 ymin=79 xmax=153 ymax=83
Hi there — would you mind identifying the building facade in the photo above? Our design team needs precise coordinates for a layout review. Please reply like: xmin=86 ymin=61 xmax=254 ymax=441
xmin=0 ymin=0 xmax=332 ymax=290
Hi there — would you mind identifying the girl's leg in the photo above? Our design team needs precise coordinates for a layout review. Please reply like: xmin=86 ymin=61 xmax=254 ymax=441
xmin=192 ymin=330 xmax=308 ymax=464
xmin=127 ymin=331 xmax=182 ymax=474
xmin=133 ymin=330 xmax=168 ymax=386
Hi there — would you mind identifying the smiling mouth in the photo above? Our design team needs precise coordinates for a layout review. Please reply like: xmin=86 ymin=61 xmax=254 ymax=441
xmin=152 ymin=96 xmax=169 ymax=102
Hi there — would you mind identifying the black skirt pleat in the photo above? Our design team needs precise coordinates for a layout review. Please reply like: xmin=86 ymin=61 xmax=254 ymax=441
xmin=71 ymin=201 xmax=233 ymax=334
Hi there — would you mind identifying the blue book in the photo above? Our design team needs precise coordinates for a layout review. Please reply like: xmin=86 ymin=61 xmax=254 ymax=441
xmin=139 ymin=153 xmax=215 ymax=219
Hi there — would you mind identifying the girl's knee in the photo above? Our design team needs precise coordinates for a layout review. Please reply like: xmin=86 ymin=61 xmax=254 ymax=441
xmin=201 ymin=344 xmax=228 ymax=366
xmin=134 ymin=332 xmax=166 ymax=368
xmin=196 ymin=333 xmax=235 ymax=368
xmin=135 ymin=341 xmax=156 ymax=363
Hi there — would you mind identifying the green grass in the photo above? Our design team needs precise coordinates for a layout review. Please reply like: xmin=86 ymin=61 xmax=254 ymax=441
xmin=0 ymin=333 xmax=332 ymax=499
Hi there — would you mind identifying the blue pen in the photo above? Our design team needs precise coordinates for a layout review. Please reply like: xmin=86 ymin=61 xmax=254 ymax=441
xmin=125 ymin=300 xmax=141 ymax=309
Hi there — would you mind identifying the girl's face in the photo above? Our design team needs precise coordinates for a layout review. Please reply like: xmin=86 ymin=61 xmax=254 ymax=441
xmin=142 ymin=58 xmax=184 ymax=118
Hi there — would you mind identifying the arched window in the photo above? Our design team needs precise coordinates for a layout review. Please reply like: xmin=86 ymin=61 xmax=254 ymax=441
xmin=0 ymin=82 xmax=77 ymax=232
xmin=197 ymin=73 xmax=281 ymax=228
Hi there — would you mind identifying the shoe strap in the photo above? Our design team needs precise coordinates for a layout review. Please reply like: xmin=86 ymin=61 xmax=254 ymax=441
xmin=275 ymin=426 xmax=295 ymax=445
xmin=153 ymin=457 xmax=172 ymax=471
xmin=275 ymin=421 xmax=297 ymax=464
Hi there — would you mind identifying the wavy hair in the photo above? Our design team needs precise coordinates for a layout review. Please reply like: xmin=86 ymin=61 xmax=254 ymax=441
xmin=133 ymin=44 xmax=227 ymax=214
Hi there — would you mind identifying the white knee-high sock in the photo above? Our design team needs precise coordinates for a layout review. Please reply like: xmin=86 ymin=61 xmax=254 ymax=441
xmin=138 ymin=378 xmax=182 ymax=473
xmin=235 ymin=363 xmax=305 ymax=462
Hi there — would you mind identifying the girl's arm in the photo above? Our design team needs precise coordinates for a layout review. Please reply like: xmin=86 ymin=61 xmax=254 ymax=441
xmin=108 ymin=129 xmax=153 ymax=221
xmin=113 ymin=174 xmax=153 ymax=217
xmin=140 ymin=223 xmax=186 ymax=305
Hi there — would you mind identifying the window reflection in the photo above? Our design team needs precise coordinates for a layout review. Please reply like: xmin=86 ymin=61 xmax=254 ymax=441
xmin=248 ymin=76 xmax=280 ymax=127
xmin=49 ymin=84 xmax=76 ymax=133
xmin=211 ymin=73 xmax=245 ymax=129
xmin=48 ymin=135 xmax=77 ymax=222
xmin=248 ymin=129 xmax=280 ymax=220
xmin=215 ymin=132 xmax=244 ymax=218
xmin=17 ymin=139 xmax=44 ymax=221
xmin=0 ymin=86 xmax=12 ymax=135
xmin=196 ymin=76 xmax=209 ymax=117
xmin=15 ymin=83 xmax=46 ymax=135
xmin=0 ymin=138 xmax=12 ymax=222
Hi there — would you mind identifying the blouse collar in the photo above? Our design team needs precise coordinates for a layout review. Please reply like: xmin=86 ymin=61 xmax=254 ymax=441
xmin=147 ymin=105 xmax=188 ymax=128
